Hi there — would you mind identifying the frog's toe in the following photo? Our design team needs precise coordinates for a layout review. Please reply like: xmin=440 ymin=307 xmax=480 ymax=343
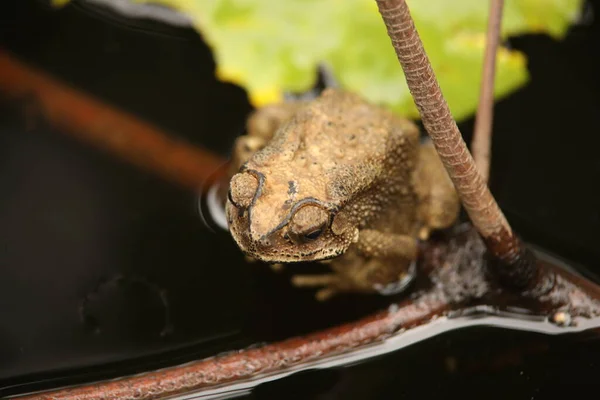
xmin=418 ymin=226 xmax=431 ymax=241
xmin=244 ymin=255 xmax=257 ymax=263
xmin=269 ymin=263 xmax=285 ymax=273
xmin=291 ymin=274 xmax=344 ymax=300
xmin=372 ymin=260 xmax=416 ymax=296
xmin=315 ymin=287 xmax=338 ymax=301
xmin=291 ymin=274 xmax=338 ymax=287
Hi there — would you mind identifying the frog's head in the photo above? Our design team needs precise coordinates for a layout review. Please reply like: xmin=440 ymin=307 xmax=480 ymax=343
xmin=225 ymin=168 xmax=357 ymax=263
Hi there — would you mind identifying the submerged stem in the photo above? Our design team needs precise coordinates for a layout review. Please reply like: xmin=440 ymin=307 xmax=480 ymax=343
xmin=472 ymin=0 xmax=504 ymax=183
xmin=374 ymin=0 xmax=535 ymax=289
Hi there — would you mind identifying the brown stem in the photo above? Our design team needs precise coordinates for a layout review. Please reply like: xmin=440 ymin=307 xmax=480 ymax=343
xmin=374 ymin=0 xmax=535 ymax=289
xmin=14 ymin=294 xmax=448 ymax=400
xmin=0 ymin=48 xmax=225 ymax=191
xmin=472 ymin=0 xmax=504 ymax=183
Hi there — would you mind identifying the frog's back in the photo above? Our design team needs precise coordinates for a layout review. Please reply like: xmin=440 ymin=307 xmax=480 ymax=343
xmin=242 ymin=89 xmax=421 ymax=236
xmin=240 ymin=88 xmax=420 ymax=241
xmin=251 ymin=89 xmax=419 ymax=192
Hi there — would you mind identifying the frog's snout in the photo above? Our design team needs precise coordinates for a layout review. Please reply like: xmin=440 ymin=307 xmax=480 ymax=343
xmin=257 ymin=235 xmax=274 ymax=247
xmin=249 ymin=228 xmax=286 ymax=251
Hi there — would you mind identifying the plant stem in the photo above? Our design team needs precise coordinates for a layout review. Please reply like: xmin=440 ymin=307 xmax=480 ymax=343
xmin=374 ymin=0 xmax=536 ymax=289
xmin=472 ymin=0 xmax=504 ymax=183
xmin=0 ymin=49 xmax=224 ymax=191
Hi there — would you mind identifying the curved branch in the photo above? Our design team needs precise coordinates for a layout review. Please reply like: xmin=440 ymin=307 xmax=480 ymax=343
xmin=0 ymin=49 xmax=223 ymax=191
xmin=374 ymin=0 xmax=536 ymax=289
xmin=472 ymin=0 xmax=505 ymax=183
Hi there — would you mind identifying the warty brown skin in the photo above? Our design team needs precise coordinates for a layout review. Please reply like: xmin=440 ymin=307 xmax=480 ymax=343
xmin=226 ymin=89 xmax=459 ymax=300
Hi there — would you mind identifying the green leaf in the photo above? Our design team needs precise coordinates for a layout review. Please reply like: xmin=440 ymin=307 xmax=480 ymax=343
xmin=55 ymin=0 xmax=583 ymax=120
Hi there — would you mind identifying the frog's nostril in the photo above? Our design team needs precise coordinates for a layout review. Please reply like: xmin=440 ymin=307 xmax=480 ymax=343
xmin=258 ymin=236 xmax=271 ymax=247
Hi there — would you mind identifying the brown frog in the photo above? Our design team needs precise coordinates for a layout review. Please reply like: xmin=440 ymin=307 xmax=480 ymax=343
xmin=225 ymin=89 xmax=459 ymax=300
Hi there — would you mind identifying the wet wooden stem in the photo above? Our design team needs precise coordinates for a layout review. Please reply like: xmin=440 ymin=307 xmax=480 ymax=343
xmin=472 ymin=0 xmax=504 ymax=183
xmin=374 ymin=0 xmax=537 ymax=290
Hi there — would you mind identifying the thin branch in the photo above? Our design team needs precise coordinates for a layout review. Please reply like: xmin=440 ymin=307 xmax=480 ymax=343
xmin=374 ymin=0 xmax=536 ymax=289
xmin=0 ymin=49 xmax=224 ymax=191
xmin=472 ymin=0 xmax=505 ymax=183
xmin=17 ymin=291 xmax=450 ymax=400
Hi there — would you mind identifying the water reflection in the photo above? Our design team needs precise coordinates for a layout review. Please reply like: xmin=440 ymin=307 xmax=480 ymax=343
xmin=198 ymin=172 xmax=229 ymax=233
xmin=173 ymin=310 xmax=600 ymax=399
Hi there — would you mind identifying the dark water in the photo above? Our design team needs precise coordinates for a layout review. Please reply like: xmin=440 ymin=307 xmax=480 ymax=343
xmin=249 ymin=328 xmax=600 ymax=399
xmin=1 ymin=0 xmax=600 ymax=397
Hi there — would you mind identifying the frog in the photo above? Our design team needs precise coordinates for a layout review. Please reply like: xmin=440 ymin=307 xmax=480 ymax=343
xmin=225 ymin=88 xmax=459 ymax=300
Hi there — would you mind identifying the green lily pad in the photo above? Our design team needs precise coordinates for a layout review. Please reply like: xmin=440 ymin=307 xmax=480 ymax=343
xmin=54 ymin=0 xmax=583 ymax=120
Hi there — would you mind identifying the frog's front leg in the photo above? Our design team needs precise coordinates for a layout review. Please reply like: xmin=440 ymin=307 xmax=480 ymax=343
xmin=229 ymin=135 xmax=268 ymax=175
xmin=229 ymin=102 xmax=303 ymax=173
xmin=291 ymin=230 xmax=418 ymax=301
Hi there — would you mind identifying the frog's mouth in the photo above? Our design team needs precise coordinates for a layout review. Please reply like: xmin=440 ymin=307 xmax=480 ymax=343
xmin=235 ymin=237 xmax=345 ymax=264
xmin=227 ymin=202 xmax=344 ymax=263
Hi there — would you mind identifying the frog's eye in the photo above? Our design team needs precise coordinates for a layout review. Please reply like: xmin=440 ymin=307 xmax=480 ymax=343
xmin=228 ymin=172 xmax=259 ymax=209
xmin=289 ymin=205 xmax=329 ymax=243
xmin=303 ymin=227 xmax=324 ymax=241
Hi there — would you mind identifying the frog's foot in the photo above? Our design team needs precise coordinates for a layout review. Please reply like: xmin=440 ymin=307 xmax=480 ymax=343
xmin=372 ymin=260 xmax=417 ymax=295
xmin=292 ymin=230 xmax=420 ymax=300
xmin=291 ymin=261 xmax=416 ymax=300
xmin=291 ymin=274 xmax=342 ymax=301
xmin=284 ymin=63 xmax=339 ymax=102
